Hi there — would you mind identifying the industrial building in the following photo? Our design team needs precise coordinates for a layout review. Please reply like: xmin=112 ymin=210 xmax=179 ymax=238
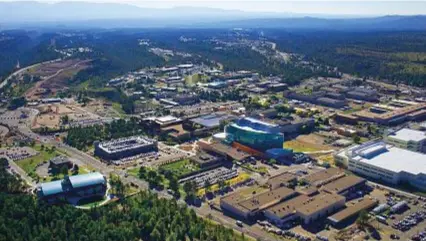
xmin=320 ymin=175 xmax=366 ymax=197
xmin=190 ymin=152 xmax=223 ymax=169
xmin=151 ymin=115 xmax=182 ymax=127
xmin=264 ymin=195 xmax=311 ymax=226
xmin=267 ymin=172 xmax=298 ymax=190
xmin=386 ymin=128 xmax=426 ymax=153
xmin=190 ymin=112 xmax=236 ymax=129
xmin=327 ymin=198 xmax=378 ymax=226
xmin=224 ymin=117 xmax=284 ymax=152
xmin=37 ymin=172 xmax=107 ymax=203
xmin=199 ymin=141 xmax=251 ymax=162
xmin=95 ymin=136 xmax=158 ymax=161
xmin=302 ymin=168 xmax=345 ymax=187
xmin=295 ymin=193 xmax=346 ymax=225
xmin=335 ymin=141 xmax=426 ymax=191
xmin=354 ymin=102 xmax=426 ymax=125
xmin=220 ymin=186 xmax=297 ymax=220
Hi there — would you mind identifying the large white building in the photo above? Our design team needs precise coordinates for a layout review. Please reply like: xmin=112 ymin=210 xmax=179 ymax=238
xmin=386 ymin=128 xmax=426 ymax=153
xmin=335 ymin=141 xmax=426 ymax=191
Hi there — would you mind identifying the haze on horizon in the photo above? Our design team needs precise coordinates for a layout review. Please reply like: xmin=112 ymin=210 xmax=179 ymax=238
xmin=1 ymin=0 xmax=425 ymax=16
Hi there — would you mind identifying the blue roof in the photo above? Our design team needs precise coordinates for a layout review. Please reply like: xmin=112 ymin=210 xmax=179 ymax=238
xmin=266 ymin=148 xmax=293 ymax=158
xmin=69 ymin=172 xmax=106 ymax=189
xmin=40 ymin=180 xmax=64 ymax=196
xmin=39 ymin=172 xmax=105 ymax=197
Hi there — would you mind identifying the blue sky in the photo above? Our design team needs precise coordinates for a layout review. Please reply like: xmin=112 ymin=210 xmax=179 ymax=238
xmin=1 ymin=1 xmax=425 ymax=15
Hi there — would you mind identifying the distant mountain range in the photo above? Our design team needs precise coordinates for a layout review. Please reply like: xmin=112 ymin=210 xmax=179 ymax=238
xmin=0 ymin=1 xmax=425 ymax=30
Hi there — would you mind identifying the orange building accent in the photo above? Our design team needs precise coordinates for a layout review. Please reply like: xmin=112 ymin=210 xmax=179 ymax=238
xmin=232 ymin=142 xmax=265 ymax=158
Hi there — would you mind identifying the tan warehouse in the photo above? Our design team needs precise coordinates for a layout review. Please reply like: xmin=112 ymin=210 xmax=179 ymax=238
xmin=296 ymin=193 xmax=346 ymax=224
xmin=220 ymin=186 xmax=297 ymax=220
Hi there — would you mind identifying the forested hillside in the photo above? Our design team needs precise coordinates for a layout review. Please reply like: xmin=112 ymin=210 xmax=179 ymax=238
xmin=0 ymin=31 xmax=59 ymax=80
xmin=0 ymin=162 xmax=246 ymax=241
xmin=269 ymin=30 xmax=426 ymax=86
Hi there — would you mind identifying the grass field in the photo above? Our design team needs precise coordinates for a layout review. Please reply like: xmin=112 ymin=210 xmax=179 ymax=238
xmin=159 ymin=159 xmax=200 ymax=178
xmin=284 ymin=140 xmax=323 ymax=153
xmin=17 ymin=144 xmax=64 ymax=174
xmin=112 ymin=102 xmax=126 ymax=117
xmin=17 ymin=144 xmax=90 ymax=182
xmin=242 ymin=164 xmax=268 ymax=175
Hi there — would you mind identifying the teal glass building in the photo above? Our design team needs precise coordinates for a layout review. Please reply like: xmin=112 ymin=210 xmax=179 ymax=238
xmin=225 ymin=117 xmax=284 ymax=152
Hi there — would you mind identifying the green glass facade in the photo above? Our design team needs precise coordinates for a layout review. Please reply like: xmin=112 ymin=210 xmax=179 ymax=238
xmin=225 ymin=118 xmax=284 ymax=152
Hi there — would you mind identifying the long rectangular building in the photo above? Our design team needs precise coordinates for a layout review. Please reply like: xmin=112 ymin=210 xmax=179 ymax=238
xmin=321 ymin=175 xmax=366 ymax=197
xmin=335 ymin=141 xmax=426 ymax=191
xmin=264 ymin=194 xmax=311 ymax=226
xmin=220 ymin=186 xmax=297 ymax=220
xmin=37 ymin=172 xmax=107 ymax=204
xmin=327 ymin=198 xmax=378 ymax=226
xmin=95 ymin=136 xmax=158 ymax=161
xmin=302 ymin=167 xmax=345 ymax=187
xmin=295 ymin=193 xmax=346 ymax=225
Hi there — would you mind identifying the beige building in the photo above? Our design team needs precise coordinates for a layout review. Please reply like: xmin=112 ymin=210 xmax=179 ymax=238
xmin=267 ymin=172 xmax=297 ymax=190
xmin=264 ymin=195 xmax=310 ymax=226
xmin=295 ymin=193 xmax=346 ymax=225
xmin=386 ymin=128 xmax=426 ymax=153
xmin=220 ymin=186 xmax=297 ymax=220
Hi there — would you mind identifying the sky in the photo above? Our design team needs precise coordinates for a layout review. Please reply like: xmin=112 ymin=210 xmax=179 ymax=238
xmin=1 ymin=0 xmax=425 ymax=15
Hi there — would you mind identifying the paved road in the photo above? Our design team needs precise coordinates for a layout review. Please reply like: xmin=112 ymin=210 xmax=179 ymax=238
xmin=192 ymin=203 xmax=280 ymax=241
xmin=13 ymin=123 xmax=271 ymax=240
xmin=367 ymin=181 xmax=421 ymax=199
xmin=0 ymin=58 xmax=61 ymax=89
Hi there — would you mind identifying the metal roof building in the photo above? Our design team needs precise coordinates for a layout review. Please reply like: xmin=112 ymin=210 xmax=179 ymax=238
xmin=190 ymin=112 xmax=236 ymax=129
xmin=38 ymin=172 xmax=107 ymax=203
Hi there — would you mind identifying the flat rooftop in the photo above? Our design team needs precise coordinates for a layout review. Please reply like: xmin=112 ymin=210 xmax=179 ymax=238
xmin=98 ymin=136 xmax=155 ymax=153
xmin=222 ymin=186 xmax=296 ymax=213
xmin=238 ymin=186 xmax=296 ymax=212
xmin=388 ymin=128 xmax=426 ymax=142
xmin=265 ymin=195 xmax=310 ymax=219
xmin=155 ymin=115 xmax=181 ymax=124
xmin=351 ymin=143 xmax=426 ymax=175
xmin=304 ymin=168 xmax=345 ymax=186
xmin=190 ymin=152 xmax=221 ymax=164
xmin=328 ymin=198 xmax=378 ymax=224
xmin=209 ymin=142 xmax=251 ymax=161
xmin=191 ymin=112 xmax=236 ymax=128
xmin=322 ymin=175 xmax=366 ymax=194
xmin=267 ymin=172 xmax=298 ymax=188
xmin=296 ymin=193 xmax=346 ymax=216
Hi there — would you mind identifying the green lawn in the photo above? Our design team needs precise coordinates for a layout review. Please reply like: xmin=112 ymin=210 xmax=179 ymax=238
xmin=17 ymin=144 xmax=90 ymax=182
xmin=242 ymin=164 xmax=268 ymax=175
xmin=17 ymin=145 xmax=64 ymax=174
xmin=128 ymin=167 xmax=140 ymax=177
xmin=159 ymin=159 xmax=200 ymax=178
xmin=112 ymin=102 xmax=126 ymax=117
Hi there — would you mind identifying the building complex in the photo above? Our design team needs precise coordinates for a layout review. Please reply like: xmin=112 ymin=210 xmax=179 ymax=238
xmin=335 ymin=141 xmax=426 ymax=191
xmin=95 ymin=135 xmax=158 ymax=161
xmin=37 ymin=172 xmax=107 ymax=203
xmin=386 ymin=128 xmax=426 ymax=153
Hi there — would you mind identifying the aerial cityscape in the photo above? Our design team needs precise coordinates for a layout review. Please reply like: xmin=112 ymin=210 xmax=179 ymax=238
xmin=0 ymin=1 xmax=426 ymax=241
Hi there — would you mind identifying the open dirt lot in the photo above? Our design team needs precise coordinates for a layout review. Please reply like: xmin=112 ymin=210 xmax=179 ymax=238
xmin=25 ymin=59 xmax=91 ymax=99
xmin=284 ymin=134 xmax=334 ymax=153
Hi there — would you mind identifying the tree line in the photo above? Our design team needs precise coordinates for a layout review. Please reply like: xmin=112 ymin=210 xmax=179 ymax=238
xmin=65 ymin=118 xmax=144 ymax=150
xmin=0 ymin=159 xmax=246 ymax=241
